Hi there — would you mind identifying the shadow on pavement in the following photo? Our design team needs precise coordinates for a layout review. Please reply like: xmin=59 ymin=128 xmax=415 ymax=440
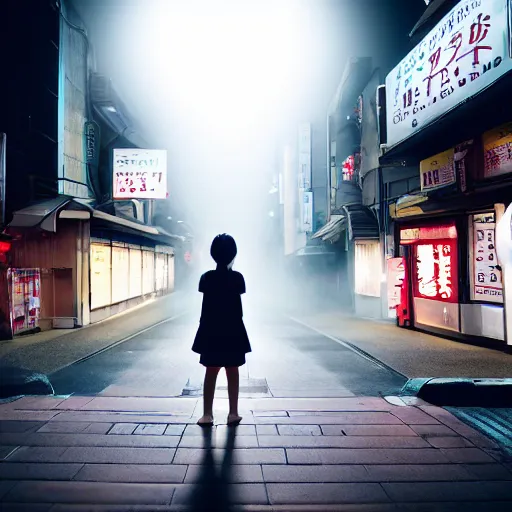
xmin=186 ymin=425 xmax=237 ymax=511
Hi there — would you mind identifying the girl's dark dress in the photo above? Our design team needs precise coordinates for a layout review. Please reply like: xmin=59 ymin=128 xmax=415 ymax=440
xmin=192 ymin=268 xmax=251 ymax=367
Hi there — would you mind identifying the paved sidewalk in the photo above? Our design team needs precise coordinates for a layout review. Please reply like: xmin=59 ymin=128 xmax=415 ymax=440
xmin=0 ymin=395 xmax=511 ymax=510
xmin=296 ymin=311 xmax=512 ymax=379
xmin=0 ymin=292 xmax=195 ymax=375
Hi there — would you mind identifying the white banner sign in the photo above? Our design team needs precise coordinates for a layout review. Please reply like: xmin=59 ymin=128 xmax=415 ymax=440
xmin=386 ymin=0 xmax=512 ymax=148
xmin=298 ymin=123 xmax=312 ymax=190
xmin=113 ymin=149 xmax=167 ymax=200
xmin=302 ymin=191 xmax=313 ymax=232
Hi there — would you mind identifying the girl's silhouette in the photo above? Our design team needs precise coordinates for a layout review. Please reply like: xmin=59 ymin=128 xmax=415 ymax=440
xmin=192 ymin=234 xmax=251 ymax=426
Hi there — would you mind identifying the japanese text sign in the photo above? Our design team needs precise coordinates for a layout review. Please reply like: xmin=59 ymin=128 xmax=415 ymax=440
xmin=414 ymin=240 xmax=458 ymax=303
xmin=420 ymin=148 xmax=456 ymax=191
xmin=483 ymin=121 xmax=512 ymax=178
xmin=386 ymin=0 xmax=512 ymax=148
xmin=113 ymin=149 xmax=167 ymax=200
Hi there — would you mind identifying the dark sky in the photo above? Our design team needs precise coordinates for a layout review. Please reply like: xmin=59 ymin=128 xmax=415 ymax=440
xmin=72 ymin=0 xmax=426 ymax=239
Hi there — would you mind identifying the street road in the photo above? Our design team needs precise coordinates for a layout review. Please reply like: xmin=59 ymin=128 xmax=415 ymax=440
xmin=49 ymin=308 xmax=406 ymax=398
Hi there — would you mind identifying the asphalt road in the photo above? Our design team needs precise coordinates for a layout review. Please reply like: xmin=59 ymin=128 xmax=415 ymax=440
xmin=49 ymin=309 xmax=406 ymax=398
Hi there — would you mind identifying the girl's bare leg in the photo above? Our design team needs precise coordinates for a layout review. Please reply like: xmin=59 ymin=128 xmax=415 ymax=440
xmin=226 ymin=366 xmax=242 ymax=425
xmin=198 ymin=366 xmax=220 ymax=425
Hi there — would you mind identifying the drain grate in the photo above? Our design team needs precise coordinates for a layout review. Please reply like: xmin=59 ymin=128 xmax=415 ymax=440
xmin=447 ymin=407 xmax=512 ymax=453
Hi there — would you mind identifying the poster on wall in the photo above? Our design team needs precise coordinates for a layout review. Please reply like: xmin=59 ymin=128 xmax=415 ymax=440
xmin=472 ymin=213 xmax=503 ymax=302
xmin=9 ymin=269 xmax=41 ymax=335
xmin=420 ymin=148 xmax=456 ymax=191
xmin=483 ymin=122 xmax=512 ymax=178
xmin=387 ymin=257 xmax=405 ymax=316
xmin=386 ymin=0 xmax=512 ymax=148
xmin=414 ymin=240 xmax=458 ymax=303
xmin=113 ymin=149 xmax=167 ymax=200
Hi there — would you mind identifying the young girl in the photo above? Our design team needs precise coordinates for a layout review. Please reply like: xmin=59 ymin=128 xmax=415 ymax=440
xmin=192 ymin=234 xmax=251 ymax=426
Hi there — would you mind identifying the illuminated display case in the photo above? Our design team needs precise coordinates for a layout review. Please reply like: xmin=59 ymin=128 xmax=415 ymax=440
xmin=355 ymin=241 xmax=381 ymax=297
xmin=90 ymin=244 xmax=111 ymax=310
xmin=142 ymin=250 xmax=155 ymax=295
xmin=112 ymin=246 xmax=130 ymax=304
xmin=128 ymin=248 xmax=142 ymax=299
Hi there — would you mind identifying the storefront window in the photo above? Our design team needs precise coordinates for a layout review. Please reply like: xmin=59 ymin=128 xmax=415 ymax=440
xmin=355 ymin=241 xmax=381 ymax=297
xmin=142 ymin=250 xmax=155 ymax=295
xmin=128 ymin=248 xmax=142 ymax=299
xmin=470 ymin=212 xmax=503 ymax=303
xmin=414 ymin=240 xmax=457 ymax=303
xmin=112 ymin=246 xmax=130 ymax=304
xmin=155 ymin=253 xmax=166 ymax=291
xmin=90 ymin=244 xmax=111 ymax=310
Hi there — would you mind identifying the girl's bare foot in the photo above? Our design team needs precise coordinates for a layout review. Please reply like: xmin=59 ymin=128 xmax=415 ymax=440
xmin=197 ymin=414 xmax=214 ymax=426
xmin=227 ymin=413 xmax=242 ymax=425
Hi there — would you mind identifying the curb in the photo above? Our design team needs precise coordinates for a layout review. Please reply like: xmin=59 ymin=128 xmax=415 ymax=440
xmin=288 ymin=316 xmax=407 ymax=381
xmin=400 ymin=377 xmax=512 ymax=407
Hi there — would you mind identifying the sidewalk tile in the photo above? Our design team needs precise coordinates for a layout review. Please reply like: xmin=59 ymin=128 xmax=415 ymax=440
xmin=426 ymin=436 xmax=474 ymax=448
xmin=59 ymin=447 xmax=176 ymax=464
xmin=410 ymin=425 xmax=457 ymax=437
xmin=0 ymin=462 xmax=82 ymax=480
xmin=82 ymin=397 xmax=195 ymax=415
xmin=286 ymin=448 xmax=450 ymax=465
xmin=82 ymin=423 xmax=112 ymax=435
xmin=8 ymin=447 xmax=67 ymax=463
xmin=262 ymin=464 xmax=369 ymax=483
xmin=1 ymin=446 xmax=21 ymax=460
xmin=36 ymin=422 xmax=91 ymax=434
xmin=0 ymin=480 xmax=18 ymax=500
xmin=184 ymin=464 xmax=263 ymax=483
xmin=462 ymin=464 xmax=512 ymax=480
xmin=364 ymin=464 xmax=473 ymax=482
xmin=0 ymin=421 xmax=45 ymax=433
xmin=9 ymin=397 xmax=66 ymax=410
xmin=267 ymin=483 xmax=389 ymax=505
xmin=258 ymin=436 xmax=430 ymax=449
xmin=0 ymin=504 xmax=52 ymax=511
xmin=321 ymin=425 xmax=417 ymax=436
xmin=382 ymin=481 xmax=512 ymax=502
xmin=216 ymin=425 xmax=257 ymax=436
xmin=134 ymin=424 xmax=167 ymax=435
xmin=48 ymin=412 xmax=189 ymax=424
xmin=74 ymin=464 xmax=187 ymax=483
xmin=4 ymin=481 xmax=176 ymax=505
xmin=17 ymin=433 xmax=180 ymax=449
xmin=256 ymin=425 xmax=278 ymax=436
xmin=397 ymin=502 xmax=512 ymax=512
xmin=253 ymin=411 xmax=288 ymax=417
xmin=0 ymin=411 xmax=59 ymax=421
xmin=255 ymin=413 xmax=402 ymax=425
xmin=171 ymin=483 xmax=268 ymax=505
xmin=164 ymin=425 xmax=186 ymax=436
xmin=179 ymin=436 xmax=258 ymax=448
xmin=440 ymin=448 xmax=495 ymax=463
xmin=389 ymin=409 xmax=440 ymax=425
xmin=108 ymin=423 xmax=137 ymax=435
xmin=173 ymin=448 xmax=286 ymax=465
xmin=54 ymin=397 xmax=95 ymax=410
xmin=277 ymin=425 xmax=321 ymax=436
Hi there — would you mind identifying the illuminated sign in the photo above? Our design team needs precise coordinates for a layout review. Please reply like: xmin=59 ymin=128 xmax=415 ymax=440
xmin=415 ymin=241 xmax=458 ymax=303
xmin=113 ymin=149 xmax=168 ymax=200
xmin=401 ymin=224 xmax=457 ymax=242
xmin=483 ymin=122 xmax=512 ymax=178
xmin=386 ymin=0 xmax=512 ymax=148
xmin=420 ymin=148 xmax=456 ymax=191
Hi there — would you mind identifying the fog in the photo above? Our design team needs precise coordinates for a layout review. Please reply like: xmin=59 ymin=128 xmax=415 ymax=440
xmin=73 ymin=0 xmax=425 ymax=312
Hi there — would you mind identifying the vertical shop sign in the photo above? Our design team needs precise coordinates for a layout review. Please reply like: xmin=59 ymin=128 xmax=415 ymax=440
xmin=483 ymin=122 xmax=512 ymax=178
xmin=387 ymin=257 xmax=405 ymax=313
xmin=302 ymin=191 xmax=313 ymax=232
xmin=84 ymin=121 xmax=100 ymax=168
xmin=472 ymin=212 xmax=503 ymax=302
xmin=298 ymin=123 xmax=312 ymax=190
xmin=454 ymin=139 xmax=474 ymax=192
xmin=0 ymin=134 xmax=6 ymax=228
xmin=386 ymin=0 xmax=512 ymax=147
xmin=415 ymin=241 xmax=458 ymax=303
xmin=420 ymin=148 xmax=456 ymax=191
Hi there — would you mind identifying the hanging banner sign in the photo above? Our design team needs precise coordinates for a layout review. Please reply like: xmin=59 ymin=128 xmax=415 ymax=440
xmin=386 ymin=0 xmax=512 ymax=148
xmin=483 ymin=121 xmax=512 ymax=178
xmin=113 ymin=149 xmax=168 ymax=200
xmin=84 ymin=121 xmax=100 ymax=168
xmin=420 ymin=148 xmax=456 ymax=191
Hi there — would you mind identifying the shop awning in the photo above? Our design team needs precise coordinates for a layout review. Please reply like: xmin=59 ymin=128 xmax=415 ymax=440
xmin=409 ymin=0 xmax=453 ymax=38
xmin=8 ymin=197 xmax=184 ymax=246
xmin=342 ymin=204 xmax=379 ymax=240
xmin=311 ymin=215 xmax=346 ymax=243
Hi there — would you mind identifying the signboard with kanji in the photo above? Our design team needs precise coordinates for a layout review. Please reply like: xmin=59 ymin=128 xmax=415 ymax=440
xmin=483 ymin=122 xmax=512 ymax=178
xmin=386 ymin=0 xmax=512 ymax=148
xmin=113 ymin=149 xmax=167 ymax=200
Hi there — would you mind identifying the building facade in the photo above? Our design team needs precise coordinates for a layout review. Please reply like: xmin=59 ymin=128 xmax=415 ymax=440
xmin=0 ymin=0 xmax=180 ymax=339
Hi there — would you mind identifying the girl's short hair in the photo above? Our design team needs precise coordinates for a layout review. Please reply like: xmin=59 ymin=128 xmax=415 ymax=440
xmin=211 ymin=234 xmax=237 ymax=266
